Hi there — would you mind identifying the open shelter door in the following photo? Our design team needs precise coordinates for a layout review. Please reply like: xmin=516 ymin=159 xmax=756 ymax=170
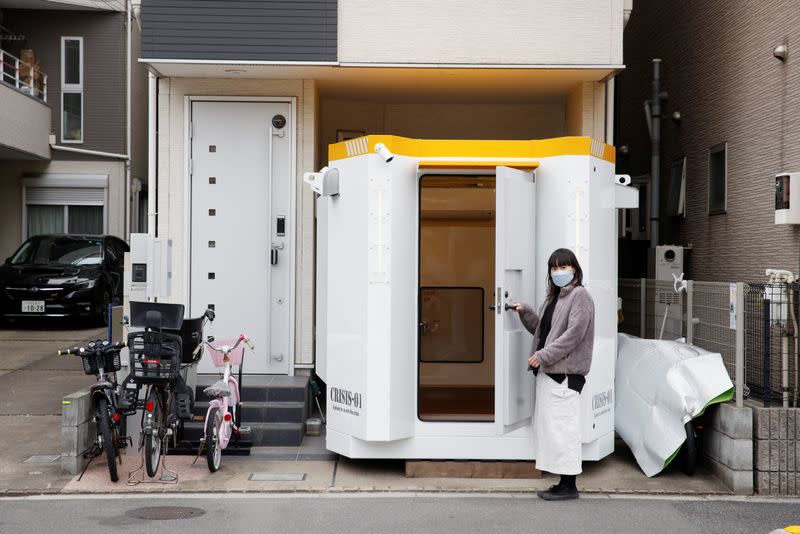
xmin=495 ymin=166 xmax=536 ymax=428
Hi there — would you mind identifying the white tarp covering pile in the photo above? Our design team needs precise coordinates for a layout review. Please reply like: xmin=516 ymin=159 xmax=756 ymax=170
xmin=615 ymin=333 xmax=734 ymax=477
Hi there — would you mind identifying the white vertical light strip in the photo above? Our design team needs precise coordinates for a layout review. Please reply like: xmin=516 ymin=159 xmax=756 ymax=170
xmin=376 ymin=185 xmax=384 ymax=275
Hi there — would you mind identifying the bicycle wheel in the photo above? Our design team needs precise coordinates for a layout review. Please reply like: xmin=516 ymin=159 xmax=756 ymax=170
xmin=144 ymin=389 xmax=163 ymax=478
xmin=96 ymin=396 xmax=119 ymax=482
xmin=205 ymin=407 xmax=222 ymax=472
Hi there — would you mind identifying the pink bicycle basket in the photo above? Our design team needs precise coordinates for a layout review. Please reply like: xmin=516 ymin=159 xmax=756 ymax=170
xmin=206 ymin=337 xmax=245 ymax=368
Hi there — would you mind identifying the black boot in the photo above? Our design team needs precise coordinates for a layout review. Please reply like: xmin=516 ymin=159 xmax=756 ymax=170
xmin=539 ymin=475 xmax=579 ymax=501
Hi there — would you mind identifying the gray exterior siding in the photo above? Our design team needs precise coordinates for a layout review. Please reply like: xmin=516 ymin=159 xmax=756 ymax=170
xmin=3 ymin=9 xmax=127 ymax=158
xmin=140 ymin=0 xmax=337 ymax=62
xmin=616 ymin=0 xmax=800 ymax=281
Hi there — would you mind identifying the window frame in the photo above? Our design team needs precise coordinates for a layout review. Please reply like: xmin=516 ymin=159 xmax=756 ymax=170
xmin=60 ymin=36 xmax=84 ymax=144
xmin=667 ymin=156 xmax=687 ymax=218
xmin=24 ymin=204 xmax=106 ymax=238
xmin=708 ymin=143 xmax=727 ymax=215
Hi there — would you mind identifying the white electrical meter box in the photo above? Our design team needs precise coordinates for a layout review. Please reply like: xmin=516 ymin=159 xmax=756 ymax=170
xmin=126 ymin=233 xmax=172 ymax=300
xmin=309 ymin=135 xmax=637 ymax=462
xmin=775 ymin=172 xmax=800 ymax=225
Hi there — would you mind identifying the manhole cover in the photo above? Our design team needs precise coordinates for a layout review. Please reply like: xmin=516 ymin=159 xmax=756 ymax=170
xmin=126 ymin=507 xmax=206 ymax=521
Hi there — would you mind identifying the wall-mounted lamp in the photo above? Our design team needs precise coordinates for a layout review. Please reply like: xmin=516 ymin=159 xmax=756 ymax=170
xmin=618 ymin=144 xmax=630 ymax=156
xmin=671 ymin=111 xmax=682 ymax=123
xmin=773 ymin=44 xmax=788 ymax=62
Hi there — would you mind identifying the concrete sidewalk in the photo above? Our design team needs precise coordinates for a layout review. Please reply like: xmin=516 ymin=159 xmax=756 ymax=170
xmin=0 ymin=324 xmax=731 ymax=497
xmin=53 ymin=433 xmax=730 ymax=496
xmin=0 ymin=322 xmax=105 ymax=494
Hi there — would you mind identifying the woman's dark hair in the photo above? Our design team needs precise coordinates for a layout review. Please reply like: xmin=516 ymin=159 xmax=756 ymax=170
xmin=546 ymin=248 xmax=583 ymax=297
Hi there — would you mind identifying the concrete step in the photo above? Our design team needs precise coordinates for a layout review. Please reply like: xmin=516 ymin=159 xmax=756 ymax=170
xmin=181 ymin=421 xmax=305 ymax=447
xmin=191 ymin=400 xmax=306 ymax=423
xmin=195 ymin=375 xmax=308 ymax=403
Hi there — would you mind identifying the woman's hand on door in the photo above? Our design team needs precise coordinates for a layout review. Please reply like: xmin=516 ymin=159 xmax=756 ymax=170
xmin=511 ymin=303 xmax=523 ymax=312
xmin=528 ymin=353 xmax=540 ymax=368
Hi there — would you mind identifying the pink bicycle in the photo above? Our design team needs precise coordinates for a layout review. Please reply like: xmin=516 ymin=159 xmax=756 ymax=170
xmin=193 ymin=333 xmax=253 ymax=472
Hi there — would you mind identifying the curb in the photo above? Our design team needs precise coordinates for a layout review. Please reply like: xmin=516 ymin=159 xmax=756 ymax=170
xmin=1 ymin=487 xmax=736 ymax=498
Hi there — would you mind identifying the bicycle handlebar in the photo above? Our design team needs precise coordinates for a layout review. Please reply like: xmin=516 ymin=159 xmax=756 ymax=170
xmin=192 ymin=333 xmax=254 ymax=358
xmin=58 ymin=340 xmax=125 ymax=357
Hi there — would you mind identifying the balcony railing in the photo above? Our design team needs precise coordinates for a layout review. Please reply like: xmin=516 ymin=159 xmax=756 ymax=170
xmin=0 ymin=48 xmax=47 ymax=102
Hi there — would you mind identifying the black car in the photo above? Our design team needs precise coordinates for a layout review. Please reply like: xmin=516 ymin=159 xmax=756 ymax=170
xmin=0 ymin=234 xmax=128 ymax=325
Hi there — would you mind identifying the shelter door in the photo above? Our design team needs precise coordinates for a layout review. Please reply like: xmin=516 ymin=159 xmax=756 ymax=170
xmin=190 ymin=101 xmax=293 ymax=374
xmin=495 ymin=166 xmax=536 ymax=427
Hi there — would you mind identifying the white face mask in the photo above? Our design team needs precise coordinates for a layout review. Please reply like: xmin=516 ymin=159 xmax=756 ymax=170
xmin=551 ymin=269 xmax=574 ymax=287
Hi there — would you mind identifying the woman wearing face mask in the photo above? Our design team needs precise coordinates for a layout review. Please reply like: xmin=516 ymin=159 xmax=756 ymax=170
xmin=512 ymin=248 xmax=595 ymax=501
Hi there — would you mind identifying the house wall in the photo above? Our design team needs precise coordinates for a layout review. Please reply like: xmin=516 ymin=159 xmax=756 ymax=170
xmin=156 ymin=76 xmax=607 ymax=371
xmin=156 ymin=78 xmax=317 ymax=367
xmin=0 ymin=84 xmax=51 ymax=160
xmin=0 ymin=159 xmax=126 ymax=257
xmin=565 ymin=82 xmax=607 ymax=138
xmin=338 ymin=0 xmax=626 ymax=65
xmin=4 ymin=9 xmax=127 ymax=156
xmin=139 ymin=0 xmax=337 ymax=62
xmin=319 ymin=98 xmax=568 ymax=164
xmin=615 ymin=0 xmax=800 ymax=281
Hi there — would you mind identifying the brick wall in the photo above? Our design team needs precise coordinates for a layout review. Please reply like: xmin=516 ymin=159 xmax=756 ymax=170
xmin=753 ymin=407 xmax=799 ymax=495
xmin=616 ymin=1 xmax=800 ymax=281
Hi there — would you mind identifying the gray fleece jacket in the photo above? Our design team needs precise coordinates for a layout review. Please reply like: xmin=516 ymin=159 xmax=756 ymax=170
xmin=517 ymin=284 xmax=595 ymax=375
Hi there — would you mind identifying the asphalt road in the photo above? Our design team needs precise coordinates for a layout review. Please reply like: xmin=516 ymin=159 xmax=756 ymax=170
xmin=0 ymin=494 xmax=798 ymax=534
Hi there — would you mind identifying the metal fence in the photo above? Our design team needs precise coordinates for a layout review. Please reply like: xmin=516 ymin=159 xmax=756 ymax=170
xmin=0 ymin=48 xmax=48 ymax=102
xmin=743 ymin=283 xmax=800 ymax=408
xmin=619 ymin=278 xmax=800 ymax=408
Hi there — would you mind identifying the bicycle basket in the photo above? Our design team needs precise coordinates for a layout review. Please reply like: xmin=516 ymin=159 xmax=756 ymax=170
xmin=128 ymin=331 xmax=182 ymax=384
xmin=80 ymin=354 xmax=98 ymax=376
xmin=80 ymin=348 xmax=122 ymax=375
xmin=105 ymin=348 xmax=122 ymax=372
xmin=206 ymin=338 xmax=245 ymax=368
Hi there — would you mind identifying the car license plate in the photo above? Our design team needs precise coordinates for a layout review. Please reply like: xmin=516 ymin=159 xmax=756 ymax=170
xmin=21 ymin=300 xmax=45 ymax=313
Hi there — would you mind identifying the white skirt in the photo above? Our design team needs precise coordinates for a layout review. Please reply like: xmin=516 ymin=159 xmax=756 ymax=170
xmin=534 ymin=372 xmax=582 ymax=475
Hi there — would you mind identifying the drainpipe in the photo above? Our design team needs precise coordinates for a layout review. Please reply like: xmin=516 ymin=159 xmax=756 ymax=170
xmin=50 ymin=137 xmax=129 ymax=160
xmin=649 ymin=59 xmax=665 ymax=248
xmin=623 ymin=0 xmax=633 ymax=27
xmin=147 ymin=71 xmax=157 ymax=237
xmin=605 ymin=77 xmax=615 ymax=144
xmin=125 ymin=0 xmax=132 ymax=240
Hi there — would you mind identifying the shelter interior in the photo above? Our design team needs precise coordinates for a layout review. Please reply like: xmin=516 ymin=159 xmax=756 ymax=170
xmin=418 ymin=174 xmax=497 ymax=422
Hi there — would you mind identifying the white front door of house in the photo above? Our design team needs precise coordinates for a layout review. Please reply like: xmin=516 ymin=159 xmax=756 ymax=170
xmin=190 ymin=100 xmax=293 ymax=374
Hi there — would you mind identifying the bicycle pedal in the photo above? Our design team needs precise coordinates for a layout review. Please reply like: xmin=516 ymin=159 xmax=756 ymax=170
xmin=237 ymin=426 xmax=251 ymax=437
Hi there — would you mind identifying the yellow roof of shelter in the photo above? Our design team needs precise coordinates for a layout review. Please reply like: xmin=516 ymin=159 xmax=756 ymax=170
xmin=329 ymin=135 xmax=615 ymax=165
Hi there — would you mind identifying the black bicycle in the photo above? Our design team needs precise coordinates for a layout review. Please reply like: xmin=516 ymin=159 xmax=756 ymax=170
xmin=58 ymin=340 xmax=126 ymax=482
xmin=122 ymin=301 xmax=213 ymax=481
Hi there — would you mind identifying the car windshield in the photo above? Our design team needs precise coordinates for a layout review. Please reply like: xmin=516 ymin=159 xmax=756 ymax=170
xmin=10 ymin=236 xmax=103 ymax=267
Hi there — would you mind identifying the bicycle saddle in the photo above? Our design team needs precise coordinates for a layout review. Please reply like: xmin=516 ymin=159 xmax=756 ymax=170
xmin=203 ymin=379 xmax=231 ymax=398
